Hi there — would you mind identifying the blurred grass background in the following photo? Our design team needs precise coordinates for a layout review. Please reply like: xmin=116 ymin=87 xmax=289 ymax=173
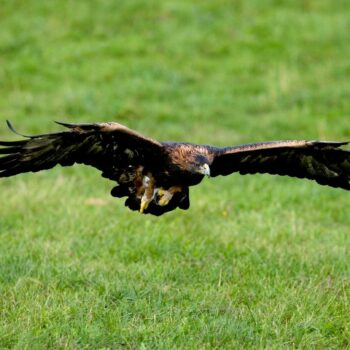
xmin=0 ymin=0 xmax=349 ymax=348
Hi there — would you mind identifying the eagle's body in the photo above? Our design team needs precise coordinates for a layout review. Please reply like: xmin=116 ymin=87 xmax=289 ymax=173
xmin=1 ymin=121 xmax=350 ymax=216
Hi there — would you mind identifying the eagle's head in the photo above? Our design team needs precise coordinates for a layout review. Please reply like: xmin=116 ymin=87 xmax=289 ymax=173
xmin=197 ymin=162 xmax=211 ymax=177
xmin=169 ymin=144 xmax=212 ymax=178
xmin=193 ymin=154 xmax=211 ymax=177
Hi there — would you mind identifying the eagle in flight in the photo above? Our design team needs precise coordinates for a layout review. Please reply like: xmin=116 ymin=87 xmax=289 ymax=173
xmin=1 ymin=120 xmax=350 ymax=216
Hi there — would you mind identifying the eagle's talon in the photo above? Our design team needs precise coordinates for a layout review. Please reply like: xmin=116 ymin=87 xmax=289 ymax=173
xmin=139 ymin=197 xmax=149 ymax=213
xmin=157 ymin=186 xmax=183 ymax=207
xmin=157 ymin=188 xmax=166 ymax=196
xmin=139 ymin=173 xmax=155 ymax=213
xmin=158 ymin=190 xmax=173 ymax=206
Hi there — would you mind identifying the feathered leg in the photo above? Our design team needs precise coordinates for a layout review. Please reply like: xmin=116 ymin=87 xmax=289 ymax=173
xmin=140 ymin=173 xmax=155 ymax=213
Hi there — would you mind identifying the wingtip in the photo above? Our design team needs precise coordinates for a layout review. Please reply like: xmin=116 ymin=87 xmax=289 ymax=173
xmin=5 ymin=120 xmax=30 ymax=137
xmin=311 ymin=140 xmax=350 ymax=148
xmin=54 ymin=121 xmax=75 ymax=128
xmin=54 ymin=121 xmax=104 ymax=133
xmin=6 ymin=119 xmax=14 ymax=132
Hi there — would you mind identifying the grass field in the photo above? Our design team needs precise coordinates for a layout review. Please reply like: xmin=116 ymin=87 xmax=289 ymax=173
xmin=1 ymin=0 xmax=350 ymax=348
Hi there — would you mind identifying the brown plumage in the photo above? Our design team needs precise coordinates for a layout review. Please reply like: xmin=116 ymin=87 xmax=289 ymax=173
xmin=1 ymin=120 xmax=350 ymax=216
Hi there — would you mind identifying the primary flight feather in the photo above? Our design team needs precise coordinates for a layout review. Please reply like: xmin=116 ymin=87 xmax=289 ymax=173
xmin=1 ymin=120 xmax=350 ymax=215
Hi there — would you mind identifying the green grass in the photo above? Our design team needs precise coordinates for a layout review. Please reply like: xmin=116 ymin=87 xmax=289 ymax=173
xmin=1 ymin=0 xmax=350 ymax=348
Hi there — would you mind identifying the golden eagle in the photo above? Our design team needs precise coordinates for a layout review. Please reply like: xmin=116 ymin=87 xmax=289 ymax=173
xmin=1 ymin=121 xmax=350 ymax=216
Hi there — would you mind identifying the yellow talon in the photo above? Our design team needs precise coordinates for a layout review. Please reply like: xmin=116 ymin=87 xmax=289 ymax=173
xmin=140 ymin=197 xmax=149 ymax=213
xmin=158 ymin=191 xmax=173 ymax=206
xmin=139 ymin=173 xmax=155 ymax=213
xmin=158 ymin=188 xmax=166 ymax=196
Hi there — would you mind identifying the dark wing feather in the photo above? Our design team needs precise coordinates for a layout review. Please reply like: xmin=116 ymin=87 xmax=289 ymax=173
xmin=210 ymin=140 xmax=350 ymax=190
xmin=0 ymin=121 xmax=163 ymax=180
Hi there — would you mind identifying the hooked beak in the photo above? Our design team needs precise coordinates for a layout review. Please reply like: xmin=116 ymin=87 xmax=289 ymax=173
xmin=199 ymin=163 xmax=211 ymax=177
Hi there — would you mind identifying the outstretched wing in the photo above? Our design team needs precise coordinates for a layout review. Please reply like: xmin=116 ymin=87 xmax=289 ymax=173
xmin=0 ymin=121 xmax=163 ymax=180
xmin=210 ymin=140 xmax=350 ymax=190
